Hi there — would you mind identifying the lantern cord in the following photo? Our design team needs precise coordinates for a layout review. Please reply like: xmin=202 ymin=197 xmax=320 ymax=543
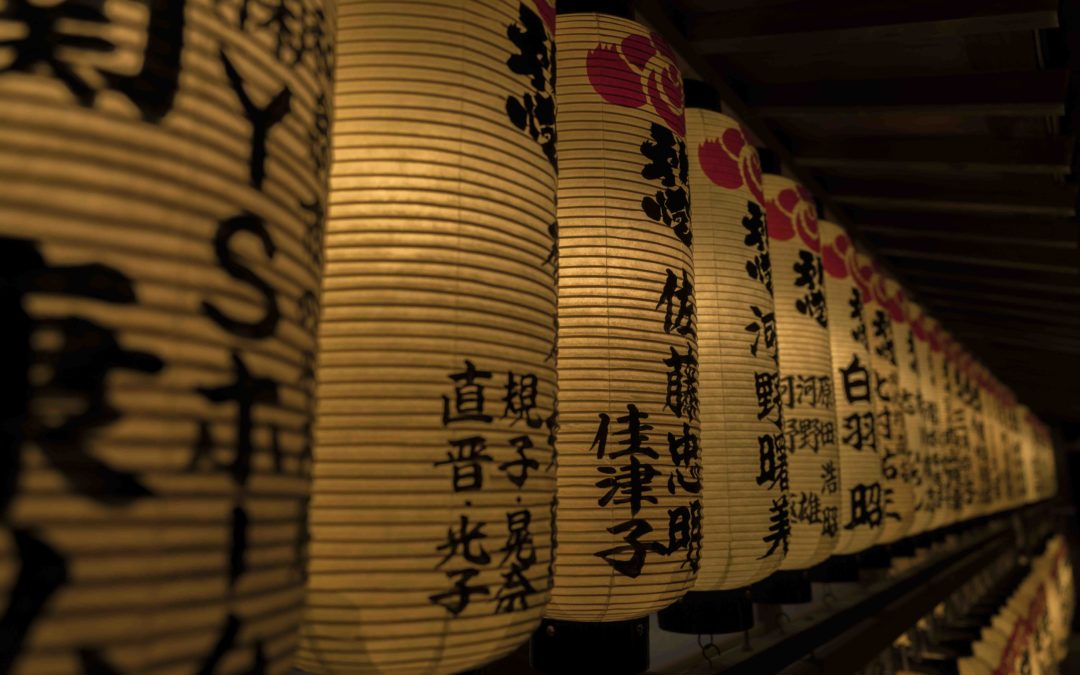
xmin=823 ymin=583 xmax=838 ymax=606
xmin=697 ymin=633 xmax=723 ymax=668
xmin=777 ymin=610 xmax=792 ymax=635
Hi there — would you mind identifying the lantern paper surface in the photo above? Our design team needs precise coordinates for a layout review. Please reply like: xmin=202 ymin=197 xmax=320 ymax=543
xmin=924 ymin=317 xmax=958 ymax=529
xmin=299 ymin=1 xmax=558 ymax=672
xmin=548 ymin=12 xmax=701 ymax=621
xmin=960 ymin=352 xmax=993 ymax=518
xmin=908 ymin=306 xmax=946 ymax=530
xmin=685 ymin=106 xmax=787 ymax=589
xmin=820 ymin=222 xmax=883 ymax=554
xmin=0 ymin=1 xmax=333 ymax=672
xmin=942 ymin=338 xmax=977 ymax=522
xmin=893 ymin=286 xmax=930 ymax=536
xmin=857 ymin=263 xmax=914 ymax=543
xmin=763 ymin=175 xmax=838 ymax=570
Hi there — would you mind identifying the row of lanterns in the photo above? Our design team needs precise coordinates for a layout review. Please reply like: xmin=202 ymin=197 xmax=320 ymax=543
xmin=0 ymin=1 xmax=1059 ymax=674
xmin=958 ymin=536 xmax=1074 ymax=674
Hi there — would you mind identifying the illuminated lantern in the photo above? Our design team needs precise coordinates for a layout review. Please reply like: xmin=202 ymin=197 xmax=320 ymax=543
xmin=545 ymin=7 xmax=699 ymax=633
xmin=911 ymin=309 xmax=949 ymax=531
xmin=299 ymin=2 xmax=558 ymax=672
xmin=819 ymin=222 xmax=884 ymax=554
xmin=659 ymin=90 xmax=786 ymax=632
xmin=959 ymin=350 xmax=993 ymax=518
xmin=892 ymin=286 xmax=931 ymax=537
xmin=0 ymin=2 xmax=333 ymax=672
xmin=762 ymin=175 xmax=839 ymax=575
xmin=857 ymin=269 xmax=917 ymax=543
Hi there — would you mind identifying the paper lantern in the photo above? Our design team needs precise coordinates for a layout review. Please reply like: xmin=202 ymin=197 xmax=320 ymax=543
xmin=548 ymin=10 xmax=699 ymax=621
xmin=683 ymin=103 xmax=787 ymax=590
xmin=958 ymin=351 xmax=993 ymax=518
xmin=763 ymin=175 xmax=839 ymax=570
xmin=861 ymin=268 xmax=916 ymax=542
xmin=298 ymin=2 xmax=558 ymax=672
xmin=909 ymin=308 xmax=949 ymax=530
xmin=889 ymin=285 xmax=931 ymax=537
xmin=819 ymin=222 xmax=884 ymax=554
xmin=0 ymin=2 xmax=332 ymax=672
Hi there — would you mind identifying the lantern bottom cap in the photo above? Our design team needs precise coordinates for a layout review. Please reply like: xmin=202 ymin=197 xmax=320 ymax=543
xmin=751 ymin=570 xmax=813 ymax=605
xmin=809 ymin=554 xmax=860 ymax=583
xmin=657 ymin=588 xmax=754 ymax=634
xmin=857 ymin=545 xmax=893 ymax=569
xmin=890 ymin=538 xmax=918 ymax=558
xmin=530 ymin=617 xmax=649 ymax=675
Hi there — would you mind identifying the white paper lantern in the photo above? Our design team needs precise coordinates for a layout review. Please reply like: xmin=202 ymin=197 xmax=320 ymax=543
xmin=0 ymin=1 xmax=334 ymax=672
xmin=887 ymin=284 xmax=930 ymax=538
xmin=819 ymin=222 xmax=885 ymax=554
xmin=299 ymin=1 xmax=558 ymax=672
xmin=763 ymin=175 xmax=839 ymax=570
xmin=684 ymin=105 xmax=787 ymax=590
xmin=908 ymin=308 xmax=950 ymax=531
xmin=548 ymin=10 xmax=700 ymax=621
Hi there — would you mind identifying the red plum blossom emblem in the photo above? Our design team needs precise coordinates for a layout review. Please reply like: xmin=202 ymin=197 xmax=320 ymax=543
xmin=766 ymin=185 xmax=820 ymax=252
xmin=586 ymin=31 xmax=685 ymax=136
xmin=698 ymin=126 xmax=764 ymax=204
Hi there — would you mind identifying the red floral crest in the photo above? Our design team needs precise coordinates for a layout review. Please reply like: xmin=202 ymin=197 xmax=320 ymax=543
xmin=586 ymin=31 xmax=685 ymax=135
xmin=765 ymin=184 xmax=819 ymax=250
xmin=534 ymin=0 xmax=555 ymax=33
xmin=909 ymin=307 xmax=927 ymax=342
xmin=698 ymin=126 xmax=764 ymax=203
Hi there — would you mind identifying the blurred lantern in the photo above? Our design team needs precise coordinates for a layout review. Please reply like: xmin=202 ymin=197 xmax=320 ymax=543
xmin=912 ymin=309 xmax=949 ymax=531
xmin=760 ymin=175 xmax=838 ymax=575
xmin=959 ymin=350 xmax=993 ymax=518
xmin=819 ymin=221 xmax=884 ymax=555
xmin=298 ymin=1 xmax=558 ymax=672
xmin=658 ymin=87 xmax=785 ymax=633
xmin=545 ymin=7 xmax=699 ymax=632
xmin=0 ymin=1 xmax=333 ymax=672
xmin=867 ymin=271 xmax=916 ymax=543
xmin=890 ymin=284 xmax=930 ymax=538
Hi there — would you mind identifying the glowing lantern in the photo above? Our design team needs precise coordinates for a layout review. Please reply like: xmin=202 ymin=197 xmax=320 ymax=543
xmin=762 ymin=175 xmax=839 ymax=572
xmin=299 ymin=1 xmax=559 ymax=672
xmin=819 ymin=221 xmax=885 ymax=554
xmin=546 ymin=8 xmax=700 ymax=626
xmin=659 ymin=94 xmax=785 ymax=631
xmin=0 ymin=1 xmax=334 ymax=672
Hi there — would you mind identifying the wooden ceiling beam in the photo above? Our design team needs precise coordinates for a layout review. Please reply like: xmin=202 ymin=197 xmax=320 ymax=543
xmin=871 ymin=239 xmax=1079 ymax=273
xmin=687 ymin=0 xmax=1059 ymax=54
xmin=922 ymin=300 xmax=1080 ymax=327
xmin=747 ymin=70 xmax=1068 ymax=117
xmin=794 ymin=137 xmax=1074 ymax=176
xmin=820 ymin=174 xmax=1078 ymax=217
xmin=914 ymin=288 xmax=1080 ymax=314
xmin=896 ymin=261 xmax=1080 ymax=293
xmin=848 ymin=210 xmax=1079 ymax=247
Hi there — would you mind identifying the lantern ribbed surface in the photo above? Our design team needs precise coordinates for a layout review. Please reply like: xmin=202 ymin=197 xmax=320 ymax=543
xmin=887 ymin=284 xmax=925 ymax=537
xmin=958 ymin=351 xmax=991 ymax=518
xmin=861 ymin=266 xmax=914 ymax=543
xmin=299 ymin=1 xmax=558 ymax=672
xmin=909 ymin=307 xmax=947 ymax=531
xmin=939 ymin=331 xmax=971 ymax=525
xmin=820 ymin=222 xmax=884 ymax=554
xmin=685 ymin=106 xmax=787 ymax=589
xmin=549 ymin=12 xmax=700 ymax=621
xmin=902 ymin=300 xmax=935 ymax=535
xmin=923 ymin=316 xmax=957 ymax=530
xmin=763 ymin=175 xmax=838 ymax=570
xmin=0 ymin=1 xmax=333 ymax=672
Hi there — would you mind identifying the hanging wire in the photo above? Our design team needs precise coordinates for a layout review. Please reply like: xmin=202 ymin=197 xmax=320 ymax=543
xmin=697 ymin=633 xmax=723 ymax=669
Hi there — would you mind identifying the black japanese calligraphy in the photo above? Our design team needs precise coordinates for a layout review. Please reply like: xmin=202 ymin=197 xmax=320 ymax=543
xmin=793 ymin=250 xmax=827 ymax=328
xmin=640 ymin=122 xmax=691 ymax=248
xmin=657 ymin=268 xmax=695 ymax=338
xmin=505 ymin=2 xmax=556 ymax=170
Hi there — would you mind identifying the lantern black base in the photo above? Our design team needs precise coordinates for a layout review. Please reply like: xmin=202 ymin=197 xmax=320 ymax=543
xmin=751 ymin=570 xmax=812 ymax=604
xmin=530 ymin=617 xmax=649 ymax=675
xmin=809 ymin=555 xmax=859 ymax=582
xmin=914 ymin=533 xmax=934 ymax=549
xmin=857 ymin=545 xmax=892 ymax=569
xmin=890 ymin=538 xmax=917 ymax=558
xmin=556 ymin=0 xmax=633 ymax=17
xmin=657 ymin=588 xmax=754 ymax=634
